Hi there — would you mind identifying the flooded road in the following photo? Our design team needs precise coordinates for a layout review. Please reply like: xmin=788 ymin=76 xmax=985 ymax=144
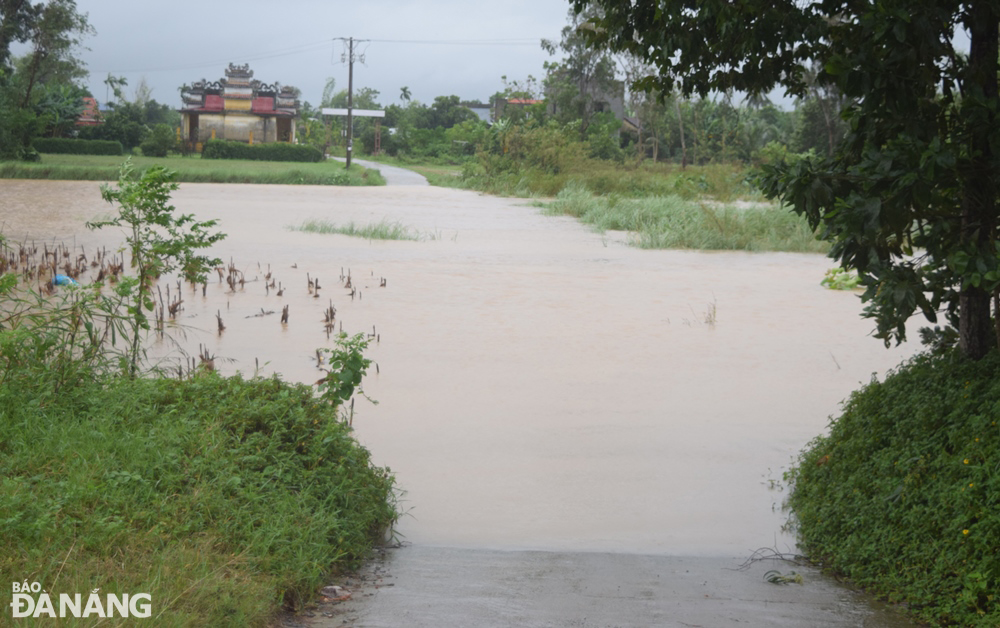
xmin=1 ymin=179 xmax=916 ymax=555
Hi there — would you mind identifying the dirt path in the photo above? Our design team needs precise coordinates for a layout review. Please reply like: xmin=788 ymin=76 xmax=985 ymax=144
xmin=1 ymin=178 xmax=920 ymax=626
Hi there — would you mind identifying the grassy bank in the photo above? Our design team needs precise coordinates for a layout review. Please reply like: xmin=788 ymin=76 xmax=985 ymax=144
xmin=367 ymin=152 xmax=759 ymax=200
xmin=467 ymin=159 xmax=760 ymax=200
xmin=0 ymin=153 xmax=386 ymax=186
xmin=542 ymin=182 xmax=827 ymax=253
xmin=786 ymin=349 xmax=1000 ymax=626
xmin=0 ymin=370 xmax=397 ymax=626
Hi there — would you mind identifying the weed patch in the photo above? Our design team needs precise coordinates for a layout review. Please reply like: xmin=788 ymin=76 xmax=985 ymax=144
xmin=291 ymin=219 xmax=418 ymax=241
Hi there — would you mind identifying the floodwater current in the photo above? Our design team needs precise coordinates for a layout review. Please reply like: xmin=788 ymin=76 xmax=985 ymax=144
xmin=2 ymin=179 xmax=917 ymax=557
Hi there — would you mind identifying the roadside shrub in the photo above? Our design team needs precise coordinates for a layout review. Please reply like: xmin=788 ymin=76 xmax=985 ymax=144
xmin=786 ymin=350 xmax=1000 ymax=627
xmin=202 ymin=140 xmax=323 ymax=162
xmin=33 ymin=137 xmax=123 ymax=156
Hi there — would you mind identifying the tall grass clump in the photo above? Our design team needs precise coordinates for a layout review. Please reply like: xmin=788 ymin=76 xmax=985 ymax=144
xmin=292 ymin=219 xmax=418 ymax=241
xmin=544 ymin=182 xmax=827 ymax=252
xmin=786 ymin=349 xmax=1000 ymax=627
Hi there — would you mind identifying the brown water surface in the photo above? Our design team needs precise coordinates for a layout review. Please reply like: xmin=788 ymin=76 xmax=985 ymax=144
xmin=1 ymin=179 xmax=917 ymax=556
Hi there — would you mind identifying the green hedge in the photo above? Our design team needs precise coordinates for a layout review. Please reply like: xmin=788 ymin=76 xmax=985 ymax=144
xmin=786 ymin=349 xmax=1000 ymax=626
xmin=201 ymin=140 xmax=323 ymax=162
xmin=33 ymin=137 xmax=123 ymax=156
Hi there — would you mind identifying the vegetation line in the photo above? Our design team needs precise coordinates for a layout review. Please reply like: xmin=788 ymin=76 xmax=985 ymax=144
xmin=291 ymin=219 xmax=418 ymax=241
xmin=0 ymin=154 xmax=386 ymax=186
xmin=542 ymin=182 xmax=826 ymax=253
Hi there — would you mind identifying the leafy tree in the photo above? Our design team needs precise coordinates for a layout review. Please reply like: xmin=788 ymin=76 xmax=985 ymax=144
xmin=320 ymin=77 xmax=336 ymax=108
xmin=103 ymin=72 xmax=126 ymax=103
xmin=142 ymin=98 xmax=179 ymax=128
xmin=542 ymin=7 xmax=619 ymax=139
xmin=791 ymin=62 xmax=848 ymax=157
xmin=17 ymin=0 xmax=91 ymax=106
xmin=32 ymin=80 xmax=85 ymax=136
xmin=791 ymin=98 xmax=844 ymax=156
xmin=0 ymin=0 xmax=42 ymax=70
xmin=79 ymin=100 xmax=146 ymax=149
xmin=0 ymin=0 xmax=90 ymax=158
xmin=423 ymin=95 xmax=476 ymax=130
xmin=0 ymin=81 xmax=43 ymax=158
xmin=88 ymin=162 xmax=225 ymax=376
xmin=580 ymin=0 xmax=1000 ymax=359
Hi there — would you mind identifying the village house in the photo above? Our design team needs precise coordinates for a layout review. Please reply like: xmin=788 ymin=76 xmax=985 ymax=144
xmin=179 ymin=64 xmax=299 ymax=151
xmin=75 ymin=97 xmax=101 ymax=127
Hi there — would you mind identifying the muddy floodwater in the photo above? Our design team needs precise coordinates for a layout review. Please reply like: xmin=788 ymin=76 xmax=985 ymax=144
xmin=2 ymin=179 xmax=916 ymax=557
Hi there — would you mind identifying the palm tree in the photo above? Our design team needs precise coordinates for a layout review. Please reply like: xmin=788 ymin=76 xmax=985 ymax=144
xmin=399 ymin=86 xmax=411 ymax=104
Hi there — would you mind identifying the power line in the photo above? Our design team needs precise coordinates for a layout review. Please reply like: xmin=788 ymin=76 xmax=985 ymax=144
xmin=366 ymin=38 xmax=541 ymax=46
xmin=92 ymin=36 xmax=543 ymax=76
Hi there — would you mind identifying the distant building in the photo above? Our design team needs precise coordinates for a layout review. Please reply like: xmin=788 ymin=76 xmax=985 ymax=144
xmin=462 ymin=101 xmax=492 ymax=123
xmin=492 ymin=98 xmax=544 ymax=121
xmin=179 ymin=63 xmax=299 ymax=151
xmin=545 ymin=73 xmax=626 ymax=121
xmin=75 ymin=97 xmax=101 ymax=126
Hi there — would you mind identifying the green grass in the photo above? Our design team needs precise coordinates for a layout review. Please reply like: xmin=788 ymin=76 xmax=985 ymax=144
xmin=459 ymin=153 xmax=763 ymax=200
xmin=291 ymin=219 xmax=419 ymax=241
xmin=0 ymin=153 xmax=386 ymax=186
xmin=542 ymin=182 xmax=828 ymax=253
xmin=0 ymin=371 xmax=397 ymax=626
xmin=786 ymin=349 xmax=1000 ymax=627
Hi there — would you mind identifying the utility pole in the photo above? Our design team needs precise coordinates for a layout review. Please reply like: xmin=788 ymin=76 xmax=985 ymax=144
xmin=346 ymin=36 xmax=354 ymax=170
xmin=335 ymin=36 xmax=368 ymax=169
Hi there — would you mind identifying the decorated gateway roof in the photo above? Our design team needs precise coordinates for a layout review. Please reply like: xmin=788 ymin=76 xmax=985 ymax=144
xmin=180 ymin=63 xmax=299 ymax=117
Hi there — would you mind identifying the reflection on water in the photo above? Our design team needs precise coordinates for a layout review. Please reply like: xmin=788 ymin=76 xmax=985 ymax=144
xmin=1 ymin=179 xmax=917 ymax=556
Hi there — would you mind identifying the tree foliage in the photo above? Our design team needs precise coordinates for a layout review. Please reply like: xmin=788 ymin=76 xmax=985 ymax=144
xmin=543 ymin=7 xmax=619 ymax=139
xmin=0 ymin=0 xmax=90 ymax=158
xmin=578 ymin=0 xmax=1000 ymax=359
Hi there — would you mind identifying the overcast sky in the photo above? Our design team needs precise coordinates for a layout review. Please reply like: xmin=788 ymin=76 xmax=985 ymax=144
xmin=64 ymin=0 xmax=574 ymax=109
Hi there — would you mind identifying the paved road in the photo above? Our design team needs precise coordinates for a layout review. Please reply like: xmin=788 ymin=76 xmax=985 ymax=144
xmin=330 ymin=156 xmax=429 ymax=186
xmin=298 ymin=546 xmax=916 ymax=628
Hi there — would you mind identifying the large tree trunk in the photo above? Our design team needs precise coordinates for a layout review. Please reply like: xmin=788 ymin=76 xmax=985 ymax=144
xmin=960 ymin=287 xmax=993 ymax=359
xmin=674 ymin=99 xmax=687 ymax=169
xmin=960 ymin=2 xmax=999 ymax=360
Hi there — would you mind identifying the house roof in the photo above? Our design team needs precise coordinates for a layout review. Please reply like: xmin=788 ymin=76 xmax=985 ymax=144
xmin=76 ymin=97 xmax=101 ymax=126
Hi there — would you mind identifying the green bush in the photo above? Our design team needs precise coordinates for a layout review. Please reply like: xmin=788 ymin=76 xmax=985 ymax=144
xmin=202 ymin=140 xmax=323 ymax=162
xmin=33 ymin=137 xmax=124 ymax=156
xmin=139 ymin=123 xmax=178 ymax=158
xmin=786 ymin=350 xmax=1000 ymax=626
